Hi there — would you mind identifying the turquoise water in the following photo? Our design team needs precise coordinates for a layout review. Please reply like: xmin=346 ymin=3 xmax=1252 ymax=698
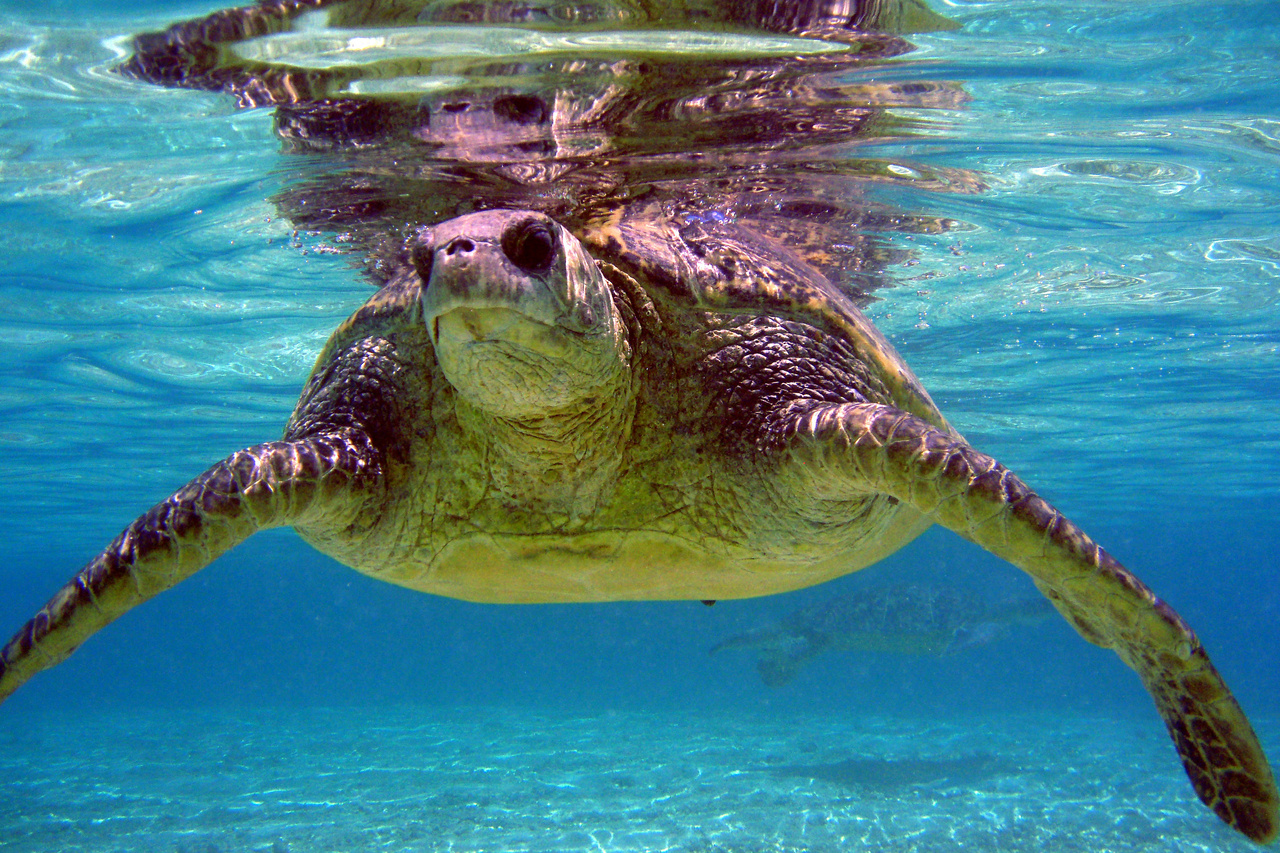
xmin=0 ymin=0 xmax=1278 ymax=850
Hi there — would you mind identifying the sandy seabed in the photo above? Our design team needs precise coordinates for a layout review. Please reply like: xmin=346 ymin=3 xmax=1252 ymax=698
xmin=0 ymin=705 xmax=1269 ymax=853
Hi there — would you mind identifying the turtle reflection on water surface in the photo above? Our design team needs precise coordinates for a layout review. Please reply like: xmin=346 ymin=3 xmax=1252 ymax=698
xmin=1 ymin=0 xmax=1277 ymax=844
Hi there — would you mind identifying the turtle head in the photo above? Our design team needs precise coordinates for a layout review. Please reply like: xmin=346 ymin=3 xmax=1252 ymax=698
xmin=415 ymin=210 xmax=628 ymax=418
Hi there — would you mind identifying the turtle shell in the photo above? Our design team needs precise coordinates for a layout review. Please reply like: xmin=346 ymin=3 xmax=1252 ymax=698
xmin=579 ymin=198 xmax=950 ymax=431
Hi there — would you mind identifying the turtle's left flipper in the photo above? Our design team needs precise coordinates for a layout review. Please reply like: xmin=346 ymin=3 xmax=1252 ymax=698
xmin=780 ymin=401 xmax=1279 ymax=844
xmin=0 ymin=430 xmax=382 ymax=705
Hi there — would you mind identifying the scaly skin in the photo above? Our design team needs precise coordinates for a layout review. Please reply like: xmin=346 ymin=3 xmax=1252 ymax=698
xmin=778 ymin=400 xmax=1279 ymax=844
xmin=0 ymin=431 xmax=382 ymax=704
xmin=0 ymin=210 xmax=1273 ymax=844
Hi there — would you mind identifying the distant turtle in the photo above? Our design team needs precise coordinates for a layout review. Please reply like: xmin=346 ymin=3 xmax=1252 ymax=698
xmin=0 ymin=205 xmax=1276 ymax=841
xmin=710 ymin=583 xmax=1053 ymax=686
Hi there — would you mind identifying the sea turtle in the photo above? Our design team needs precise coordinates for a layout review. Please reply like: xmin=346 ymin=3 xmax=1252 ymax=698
xmin=0 ymin=204 xmax=1276 ymax=841
xmin=0 ymin=0 xmax=1276 ymax=844
xmin=709 ymin=583 xmax=1053 ymax=686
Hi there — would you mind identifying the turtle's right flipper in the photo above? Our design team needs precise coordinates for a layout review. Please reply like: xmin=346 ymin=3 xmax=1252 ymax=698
xmin=781 ymin=401 xmax=1279 ymax=844
xmin=0 ymin=430 xmax=382 ymax=705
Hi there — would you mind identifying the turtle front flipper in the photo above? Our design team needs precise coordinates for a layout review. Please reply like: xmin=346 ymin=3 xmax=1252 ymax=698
xmin=780 ymin=401 xmax=1279 ymax=843
xmin=0 ymin=430 xmax=382 ymax=705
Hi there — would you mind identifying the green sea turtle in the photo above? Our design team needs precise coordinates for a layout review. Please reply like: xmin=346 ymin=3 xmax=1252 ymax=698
xmin=0 ymin=0 xmax=1276 ymax=845
xmin=0 ymin=204 xmax=1276 ymax=841
xmin=710 ymin=583 xmax=1053 ymax=686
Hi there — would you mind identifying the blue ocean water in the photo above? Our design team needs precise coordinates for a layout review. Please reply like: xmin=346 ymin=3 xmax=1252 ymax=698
xmin=0 ymin=0 xmax=1277 ymax=851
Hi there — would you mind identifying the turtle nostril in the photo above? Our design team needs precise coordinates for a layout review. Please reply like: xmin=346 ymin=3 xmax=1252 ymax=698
xmin=502 ymin=218 xmax=557 ymax=274
xmin=444 ymin=237 xmax=475 ymax=256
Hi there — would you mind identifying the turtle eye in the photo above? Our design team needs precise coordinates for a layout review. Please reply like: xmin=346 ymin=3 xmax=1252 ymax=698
xmin=503 ymin=218 xmax=557 ymax=274
xmin=411 ymin=241 xmax=434 ymax=284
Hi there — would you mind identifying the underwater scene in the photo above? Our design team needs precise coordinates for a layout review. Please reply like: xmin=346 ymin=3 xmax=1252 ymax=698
xmin=0 ymin=0 xmax=1278 ymax=850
